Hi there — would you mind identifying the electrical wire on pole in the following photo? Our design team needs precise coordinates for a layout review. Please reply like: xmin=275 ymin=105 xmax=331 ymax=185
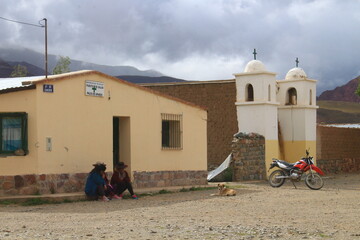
xmin=0 ymin=16 xmax=48 ymax=78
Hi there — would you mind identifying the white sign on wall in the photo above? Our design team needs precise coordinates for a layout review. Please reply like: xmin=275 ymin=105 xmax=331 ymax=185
xmin=85 ymin=80 xmax=104 ymax=97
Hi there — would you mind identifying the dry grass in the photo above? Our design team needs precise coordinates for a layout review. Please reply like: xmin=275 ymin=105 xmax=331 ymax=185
xmin=318 ymin=100 xmax=360 ymax=113
xmin=317 ymin=100 xmax=360 ymax=124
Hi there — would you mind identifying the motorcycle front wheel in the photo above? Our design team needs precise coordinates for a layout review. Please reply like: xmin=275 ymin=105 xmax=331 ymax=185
xmin=269 ymin=170 xmax=286 ymax=187
xmin=305 ymin=173 xmax=324 ymax=190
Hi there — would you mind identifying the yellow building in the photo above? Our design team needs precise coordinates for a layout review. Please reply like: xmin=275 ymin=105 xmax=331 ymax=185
xmin=0 ymin=70 xmax=207 ymax=196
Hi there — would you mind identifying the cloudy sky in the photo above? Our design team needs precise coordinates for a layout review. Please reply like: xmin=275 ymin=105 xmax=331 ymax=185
xmin=0 ymin=0 xmax=359 ymax=94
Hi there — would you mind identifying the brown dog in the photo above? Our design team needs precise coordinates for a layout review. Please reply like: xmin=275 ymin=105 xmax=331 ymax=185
xmin=211 ymin=183 xmax=236 ymax=196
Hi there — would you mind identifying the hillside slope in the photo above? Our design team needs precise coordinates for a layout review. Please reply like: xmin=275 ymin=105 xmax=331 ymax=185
xmin=317 ymin=100 xmax=360 ymax=124
xmin=8 ymin=61 xmax=46 ymax=76
xmin=0 ymin=58 xmax=13 ymax=77
xmin=318 ymin=76 xmax=360 ymax=102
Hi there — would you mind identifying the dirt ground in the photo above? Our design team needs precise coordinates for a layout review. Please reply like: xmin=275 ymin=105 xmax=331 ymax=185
xmin=0 ymin=174 xmax=360 ymax=240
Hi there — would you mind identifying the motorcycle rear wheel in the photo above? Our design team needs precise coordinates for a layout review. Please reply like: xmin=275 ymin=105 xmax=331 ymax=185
xmin=269 ymin=170 xmax=286 ymax=187
xmin=305 ymin=173 xmax=324 ymax=190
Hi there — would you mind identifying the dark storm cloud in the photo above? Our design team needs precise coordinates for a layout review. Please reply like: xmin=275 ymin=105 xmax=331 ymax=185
xmin=0 ymin=0 xmax=359 ymax=93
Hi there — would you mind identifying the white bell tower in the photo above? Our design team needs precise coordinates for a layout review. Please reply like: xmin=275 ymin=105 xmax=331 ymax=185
xmin=234 ymin=50 xmax=280 ymax=172
xmin=277 ymin=58 xmax=318 ymax=162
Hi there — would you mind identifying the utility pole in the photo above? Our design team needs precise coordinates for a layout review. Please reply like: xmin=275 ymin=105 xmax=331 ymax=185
xmin=42 ymin=18 xmax=48 ymax=78
xmin=0 ymin=16 xmax=48 ymax=78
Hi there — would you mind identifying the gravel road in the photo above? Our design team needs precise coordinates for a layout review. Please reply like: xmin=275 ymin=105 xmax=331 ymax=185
xmin=1 ymin=174 xmax=360 ymax=240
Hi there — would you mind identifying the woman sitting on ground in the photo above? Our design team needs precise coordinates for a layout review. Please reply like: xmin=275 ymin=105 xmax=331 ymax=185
xmin=101 ymin=171 xmax=121 ymax=200
xmin=85 ymin=162 xmax=110 ymax=202
xmin=110 ymin=162 xmax=138 ymax=199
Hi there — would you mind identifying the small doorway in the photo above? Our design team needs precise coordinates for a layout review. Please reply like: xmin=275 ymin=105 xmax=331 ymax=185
xmin=113 ymin=117 xmax=131 ymax=172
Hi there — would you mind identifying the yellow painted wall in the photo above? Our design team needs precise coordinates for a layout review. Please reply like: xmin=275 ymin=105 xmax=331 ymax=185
xmin=282 ymin=140 xmax=316 ymax=164
xmin=265 ymin=139 xmax=280 ymax=177
xmin=265 ymin=140 xmax=316 ymax=178
xmin=0 ymin=89 xmax=39 ymax=175
xmin=0 ymin=71 xmax=207 ymax=177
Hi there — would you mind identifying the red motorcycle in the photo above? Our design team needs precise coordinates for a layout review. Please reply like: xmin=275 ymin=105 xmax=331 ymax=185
xmin=268 ymin=150 xmax=325 ymax=190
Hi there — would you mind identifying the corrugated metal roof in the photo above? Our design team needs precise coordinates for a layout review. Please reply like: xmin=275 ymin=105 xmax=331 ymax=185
xmin=0 ymin=76 xmax=44 ymax=91
xmin=326 ymin=124 xmax=360 ymax=128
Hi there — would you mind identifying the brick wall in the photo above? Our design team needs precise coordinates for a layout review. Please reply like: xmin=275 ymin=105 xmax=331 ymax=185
xmin=316 ymin=125 xmax=360 ymax=174
xmin=231 ymin=132 xmax=266 ymax=181
xmin=143 ymin=80 xmax=238 ymax=170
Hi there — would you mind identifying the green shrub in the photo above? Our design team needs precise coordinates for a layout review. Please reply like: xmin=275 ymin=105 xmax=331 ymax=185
xmin=21 ymin=198 xmax=51 ymax=206
xmin=158 ymin=189 xmax=171 ymax=194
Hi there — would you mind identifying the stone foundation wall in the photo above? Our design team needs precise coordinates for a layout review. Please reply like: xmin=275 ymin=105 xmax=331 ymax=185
xmin=231 ymin=133 xmax=266 ymax=181
xmin=317 ymin=158 xmax=360 ymax=174
xmin=0 ymin=170 xmax=208 ymax=196
xmin=133 ymin=170 xmax=208 ymax=188
xmin=0 ymin=173 xmax=88 ymax=196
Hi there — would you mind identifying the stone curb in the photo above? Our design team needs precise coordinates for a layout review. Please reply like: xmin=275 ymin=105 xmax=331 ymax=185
xmin=0 ymin=184 xmax=217 ymax=203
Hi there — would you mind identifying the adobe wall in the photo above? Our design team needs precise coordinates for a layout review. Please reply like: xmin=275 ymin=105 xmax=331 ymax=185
xmin=144 ymin=82 xmax=360 ymax=176
xmin=143 ymin=81 xmax=238 ymax=170
xmin=316 ymin=125 xmax=360 ymax=173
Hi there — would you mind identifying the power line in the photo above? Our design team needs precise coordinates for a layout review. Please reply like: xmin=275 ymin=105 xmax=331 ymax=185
xmin=1 ymin=16 xmax=48 ymax=78
xmin=0 ymin=16 xmax=44 ymax=28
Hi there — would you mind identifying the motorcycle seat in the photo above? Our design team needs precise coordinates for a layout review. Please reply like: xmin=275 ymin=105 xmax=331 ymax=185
xmin=277 ymin=160 xmax=294 ymax=168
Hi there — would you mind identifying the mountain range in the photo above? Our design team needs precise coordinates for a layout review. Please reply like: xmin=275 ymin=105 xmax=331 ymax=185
xmin=0 ymin=47 xmax=165 ymax=77
xmin=1 ymin=47 xmax=360 ymax=103
xmin=0 ymin=47 xmax=188 ymax=84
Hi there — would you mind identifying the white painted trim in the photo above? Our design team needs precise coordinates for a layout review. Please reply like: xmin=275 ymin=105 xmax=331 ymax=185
xmin=234 ymin=71 xmax=277 ymax=77
xmin=277 ymin=79 xmax=317 ymax=83
xmin=278 ymin=105 xmax=319 ymax=109
xmin=235 ymin=101 xmax=280 ymax=106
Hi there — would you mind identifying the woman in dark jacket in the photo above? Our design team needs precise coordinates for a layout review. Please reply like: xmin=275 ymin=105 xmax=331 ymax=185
xmin=110 ymin=162 xmax=138 ymax=199
xmin=85 ymin=162 xmax=109 ymax=201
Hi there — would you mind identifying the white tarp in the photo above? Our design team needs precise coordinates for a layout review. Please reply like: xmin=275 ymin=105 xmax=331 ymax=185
xmin=207 ymin=153 xmax=232 ymax=181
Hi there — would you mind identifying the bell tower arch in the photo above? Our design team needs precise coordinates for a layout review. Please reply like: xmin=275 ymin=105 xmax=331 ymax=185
xmin=276 ymin=59 xmax=318 ymax=162
xmin=234 ymin=52 xmax=280 ymax=174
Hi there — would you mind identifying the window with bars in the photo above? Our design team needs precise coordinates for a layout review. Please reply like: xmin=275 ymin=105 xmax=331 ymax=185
xmin=161 ymin=113 xmax=182 ymax=150
xmin=0 ymin=112 xmax=28 ymax=155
